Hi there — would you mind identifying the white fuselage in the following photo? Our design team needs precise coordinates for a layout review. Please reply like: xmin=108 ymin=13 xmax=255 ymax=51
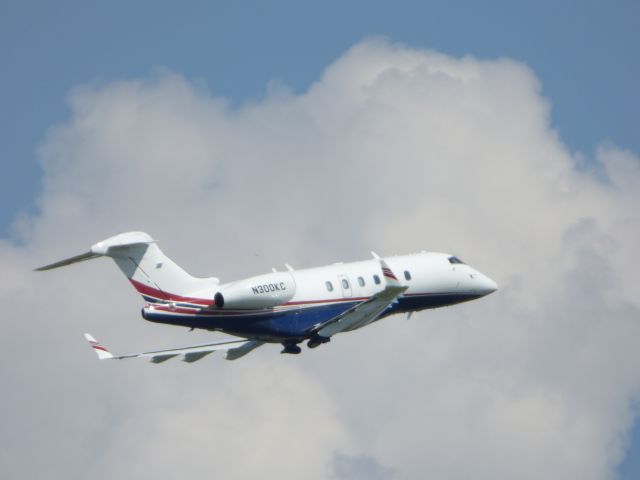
xmin=141 ymin=252 xmax=497 ymax=341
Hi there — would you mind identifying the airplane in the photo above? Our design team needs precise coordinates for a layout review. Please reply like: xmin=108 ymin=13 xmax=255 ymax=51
xmin=36 ymin=231 xmax=497 ymax=362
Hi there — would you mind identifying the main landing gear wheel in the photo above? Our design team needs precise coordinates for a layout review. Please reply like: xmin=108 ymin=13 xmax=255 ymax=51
xmin=280 ymin=343 xmax=302 ymax=354
xmin=307 ymin=335 xmax=330 ymax=349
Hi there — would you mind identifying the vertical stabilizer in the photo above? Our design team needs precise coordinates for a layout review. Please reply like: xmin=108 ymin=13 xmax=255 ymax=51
xmin=37 ymin=232 xmax=218 ymax=301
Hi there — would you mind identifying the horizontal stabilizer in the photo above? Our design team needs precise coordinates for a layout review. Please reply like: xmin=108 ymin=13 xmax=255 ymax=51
xmin=36 ymin=252 xmax=101 ymax=271
xmin=35 ymin=231 xmax=155 ymax=272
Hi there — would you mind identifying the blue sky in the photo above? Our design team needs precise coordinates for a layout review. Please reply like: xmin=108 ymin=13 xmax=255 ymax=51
xmin=1 ymin=1 xmax=638 ymax=234
xmin=1 ymin=1 xmax=639 ymax=477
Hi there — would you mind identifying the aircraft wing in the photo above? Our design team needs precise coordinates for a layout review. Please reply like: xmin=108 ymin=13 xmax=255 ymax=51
xmin=85 ymin=333 xmax=263 ymax=362
xmin=313 ymin=260 xmax=408 ymax=338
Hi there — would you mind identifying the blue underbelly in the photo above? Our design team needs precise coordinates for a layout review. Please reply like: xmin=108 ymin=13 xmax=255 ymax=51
xmin=143 ymin=301 xmax=358 ymax=340
xmin=142 ymin=292 xmax=482 ymax=340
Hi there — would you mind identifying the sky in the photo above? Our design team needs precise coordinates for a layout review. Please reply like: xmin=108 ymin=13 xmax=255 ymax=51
xmin=1 ymin=1 xmax=639 ymax=479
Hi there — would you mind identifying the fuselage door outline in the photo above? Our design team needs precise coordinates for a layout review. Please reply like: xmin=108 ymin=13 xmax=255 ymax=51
xmin=338 ymin=274 xmax=352 ymax=298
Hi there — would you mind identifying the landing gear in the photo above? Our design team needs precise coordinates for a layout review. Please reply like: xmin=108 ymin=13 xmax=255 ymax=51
xmin=307 ymin=335 xmax=330 ymax=349
xmin=281 ymin=342 xmax=302 ymax=354
xmin=280 ymin=336 xmax=330 ymax=353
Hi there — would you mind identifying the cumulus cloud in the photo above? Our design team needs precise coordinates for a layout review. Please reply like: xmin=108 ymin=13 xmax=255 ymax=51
xmin=1 ymin=38 xmax=639 ymax=479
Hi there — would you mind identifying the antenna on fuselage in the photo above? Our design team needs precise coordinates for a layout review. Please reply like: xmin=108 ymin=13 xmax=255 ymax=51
xmin=370 ymin=251 xmax=380 ymax=259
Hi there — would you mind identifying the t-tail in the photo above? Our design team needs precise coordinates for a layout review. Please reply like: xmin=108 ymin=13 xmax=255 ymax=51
xmin=35 ymin=232 xmax=218 ymax=303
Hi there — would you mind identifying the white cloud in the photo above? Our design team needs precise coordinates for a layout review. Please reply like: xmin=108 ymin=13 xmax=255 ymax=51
xmin=1 ymin=38 xmax=639 ymax=479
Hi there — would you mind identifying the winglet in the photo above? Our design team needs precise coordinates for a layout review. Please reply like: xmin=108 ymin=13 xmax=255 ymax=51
xmin=84 ymin=333 xmax=114 ymax=360
xmin=379 ymin=259 xmax=402 ymax=288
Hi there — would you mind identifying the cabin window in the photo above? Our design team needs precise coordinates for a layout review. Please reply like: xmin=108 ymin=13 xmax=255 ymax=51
xmin=341 ymin=278 xmax=349 ymax=289
xmin=358 ymin=276 xmax=365 ymax=287
xmin=404 ymin=270 xmax=412 ymax=280
xmin=325 ymin=281 xmax=334 ymax=292
xmin=373 ymin=274 xmax=381 ymax=285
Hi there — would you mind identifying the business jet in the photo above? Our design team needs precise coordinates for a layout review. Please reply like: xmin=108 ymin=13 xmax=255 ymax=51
xmin=36 ymin=232 xmax=497 ymax=362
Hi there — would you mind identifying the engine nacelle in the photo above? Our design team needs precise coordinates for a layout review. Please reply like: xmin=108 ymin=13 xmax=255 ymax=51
xmin=214 ymin=271 xmax=296 ymax=309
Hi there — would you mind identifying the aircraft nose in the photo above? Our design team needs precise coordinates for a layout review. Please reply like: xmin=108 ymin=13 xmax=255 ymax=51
xmin=476 ymin=273 xmax=498 ymax=296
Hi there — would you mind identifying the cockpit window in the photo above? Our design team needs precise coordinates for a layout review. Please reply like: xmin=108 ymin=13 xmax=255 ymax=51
xmin=448 ymin=256 xmax=465 ymax=265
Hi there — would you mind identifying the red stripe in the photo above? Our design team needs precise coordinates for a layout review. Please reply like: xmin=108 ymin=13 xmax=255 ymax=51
xmin=129 ymin=279 xmax=213 ymax=306
xmin=132 ymin=278 xmax=373 ymax=312
xmin=284 ymin=297 xmax=368 ymax=306
xmin=92 ymin=345 xmax=109 ymax=352
xmin=148 ymin=296 xmax=370 ymax=316
xmin=154 ymin=307 xmax=200 ymax=314
xmin=152 ymin=306 xmax=261 ymax=316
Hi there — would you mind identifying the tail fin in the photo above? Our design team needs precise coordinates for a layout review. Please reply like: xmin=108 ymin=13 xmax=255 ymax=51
xmin=36 ymin=232 xmax=217 ymax=301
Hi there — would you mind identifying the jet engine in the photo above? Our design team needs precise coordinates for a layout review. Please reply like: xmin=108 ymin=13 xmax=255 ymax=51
xmin=214 ymin=271 xmax=296 ymax=309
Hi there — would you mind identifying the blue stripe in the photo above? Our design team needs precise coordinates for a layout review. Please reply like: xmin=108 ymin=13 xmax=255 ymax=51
xmin=141 ymin=292 xmax=484 ymax=341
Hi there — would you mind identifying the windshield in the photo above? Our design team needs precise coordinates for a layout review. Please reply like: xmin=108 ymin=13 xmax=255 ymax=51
xmin=448 ymin=256 xmax=465 ymax=265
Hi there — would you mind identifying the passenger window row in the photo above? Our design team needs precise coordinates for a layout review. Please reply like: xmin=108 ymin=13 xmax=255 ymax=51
xmin=325 ymin=270 xmax=412 ymax=291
